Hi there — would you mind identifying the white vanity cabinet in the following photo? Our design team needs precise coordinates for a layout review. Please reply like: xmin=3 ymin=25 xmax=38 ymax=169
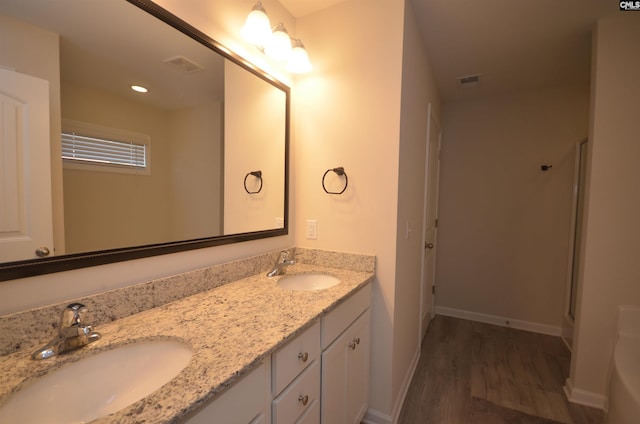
xmin=180 ymin=283 xmax=371 ymax=424
xmin=182 ymin=360 xmax=271 ymax=424
xmin=272 ymin=322 xmax=321 ymax=423
xmin=320 ymin=284 xmax=371 ymax=424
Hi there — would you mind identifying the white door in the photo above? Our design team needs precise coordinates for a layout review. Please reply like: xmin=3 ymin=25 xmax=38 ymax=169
xmin=0 ymin=68 xmax=53 ymax=262
xmin=419 ymin=105 xmax=441 ymax=340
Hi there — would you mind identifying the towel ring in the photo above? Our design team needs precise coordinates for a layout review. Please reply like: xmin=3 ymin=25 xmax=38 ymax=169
xmin=244 ymin=170 xmax=263 ymax=194
xmin=322 ymin=167 xmax=348 ymax=195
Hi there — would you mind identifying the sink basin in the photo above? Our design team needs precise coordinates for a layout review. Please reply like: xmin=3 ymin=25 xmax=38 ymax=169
xmin=278 ymin=273 xmax=340 ymax=291
xmin=0 ymin=339 xmax=192 ymax=424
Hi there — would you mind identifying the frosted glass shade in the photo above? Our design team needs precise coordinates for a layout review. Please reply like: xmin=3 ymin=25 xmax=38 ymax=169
xmin=287 ymin=40 xmax=312 ymax=73
xmin=265 ymin=23 xmax=292 ymax=61
xmin=241 ymin=2 xmax=272 ymax=46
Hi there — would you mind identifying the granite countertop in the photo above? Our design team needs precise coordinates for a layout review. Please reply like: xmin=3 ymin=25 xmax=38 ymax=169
xmin=0 ymin=263 xmax=374 ymax=423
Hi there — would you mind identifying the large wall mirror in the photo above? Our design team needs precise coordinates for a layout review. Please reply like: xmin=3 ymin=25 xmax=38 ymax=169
xmin=0 ymin=0 xmax=289 ymax=281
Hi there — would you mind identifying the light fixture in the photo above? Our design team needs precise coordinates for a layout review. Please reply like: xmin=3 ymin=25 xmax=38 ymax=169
xmin=241 ymin=1 xmax=272 ymax=46
xmin=287 ymin=39 xmax=312 ymax=73
xmin=242 ymin=2 xmax=312 ymax=73
xmin=265 ymin=23 xmax=292 ymax=61
xmin=131 ymin=85 xmax=148 ymax=93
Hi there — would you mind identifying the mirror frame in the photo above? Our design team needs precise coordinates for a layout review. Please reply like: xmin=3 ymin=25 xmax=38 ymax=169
xmin=0 ymin=0 xmax=290 ymax=282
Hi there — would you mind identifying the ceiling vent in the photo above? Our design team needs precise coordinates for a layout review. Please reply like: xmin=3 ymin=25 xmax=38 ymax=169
xmin=458 ymin=74 xmax=481 ymax=88
xmin=163 ymin=56 xmax=204 ymax=73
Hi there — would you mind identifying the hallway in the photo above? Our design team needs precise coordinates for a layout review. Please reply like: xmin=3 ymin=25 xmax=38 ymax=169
xmin=398 ymin=316 xmax=604 ymax=424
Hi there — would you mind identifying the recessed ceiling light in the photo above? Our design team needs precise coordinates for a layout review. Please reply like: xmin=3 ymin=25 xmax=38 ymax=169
xmin=131 ymin=85 xmax=148 ymax=93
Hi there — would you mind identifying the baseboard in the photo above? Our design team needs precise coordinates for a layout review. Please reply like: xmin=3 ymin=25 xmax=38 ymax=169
xmin=362 ymin=408 xmax=392 ymax=424
xmin=434 ymin=306 xmax=562 ymax=336
xmin=362 ymin=345 xmax=421 ymax=424
xmin=563 ymin=377 xmax=607 ymax=410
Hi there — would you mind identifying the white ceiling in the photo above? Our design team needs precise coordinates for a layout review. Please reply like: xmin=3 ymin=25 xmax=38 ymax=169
xmin=281 ymin=0 xmax=617 ymax=102
xmin=278 ymin=0 xmax=348 ymax=18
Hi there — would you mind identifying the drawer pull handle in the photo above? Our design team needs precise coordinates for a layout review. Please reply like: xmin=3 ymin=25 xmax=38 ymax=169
xmin=298 ymin=394 xmax=309 ymax=406
xmin=298 ymin=352 xmax=309 ymax=362
xmin=349 ymin=337 xmax=361 ymax=350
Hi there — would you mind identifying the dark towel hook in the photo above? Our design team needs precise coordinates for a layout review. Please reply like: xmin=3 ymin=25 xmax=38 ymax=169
xmin=244 ymin=170 xmax=263 ymax=194
xmin=322 ymin=167 xmax=348 ymax=195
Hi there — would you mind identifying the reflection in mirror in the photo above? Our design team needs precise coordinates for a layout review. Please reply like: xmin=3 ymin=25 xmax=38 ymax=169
xmin=0 ymin=0 xmax=289 ymax=280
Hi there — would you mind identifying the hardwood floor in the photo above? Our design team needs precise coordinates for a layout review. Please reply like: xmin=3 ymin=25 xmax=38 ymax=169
xmin=397 ymin=316 xmax=604 ymax=424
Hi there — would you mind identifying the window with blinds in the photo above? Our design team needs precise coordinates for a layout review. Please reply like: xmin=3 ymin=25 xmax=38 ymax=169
xmin=61 ymin=120 xmax=150 ymax=175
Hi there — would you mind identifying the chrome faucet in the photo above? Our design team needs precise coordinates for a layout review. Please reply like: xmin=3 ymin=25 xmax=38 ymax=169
xmin=31 ymin=303 xmax=101 ymax=360
xmin=267 ymin=249 xmax=296 ymax=277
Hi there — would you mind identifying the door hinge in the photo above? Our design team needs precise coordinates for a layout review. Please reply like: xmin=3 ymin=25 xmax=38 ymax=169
xmin=431 ymin=285 xmax=435 ymax=295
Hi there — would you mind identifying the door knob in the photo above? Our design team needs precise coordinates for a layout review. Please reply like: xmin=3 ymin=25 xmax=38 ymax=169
xmin=35 ymin=247 xmax=50 ymax=257
xmin=426 ymin=243 xmax=434 ymax=249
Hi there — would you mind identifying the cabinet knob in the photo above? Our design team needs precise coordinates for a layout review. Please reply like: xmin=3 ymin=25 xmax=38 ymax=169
xmin=298 ymin=352 xmax=309 ymax=362
xmin=349 ymin=341 xmax=357 ymax=350
xmin=35 ymin=246 xmax=50 ymax=257
xmin=354 ymin=337 xmax=360 ymax=345
xmin=298 ymin=394 xmax=309 ymax=406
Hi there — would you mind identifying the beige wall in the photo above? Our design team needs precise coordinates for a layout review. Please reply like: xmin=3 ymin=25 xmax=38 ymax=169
xmin=0 ymin=0 xmax=295 ymax=315
xmin=392 ymin=0 xmax=442 ymax=414
xmin=436 ymin=84 xmax=590 ymax=330
xmin=569 ymin=13 xmax=640 ymax=405
xmin=0 ymin=14 xmax=65 ymax=255
xmin=61 ymin=82 xmax=172 ymax=253
xmin=224 ymin=61 xmax=286 ymax=234
xmin=169 ymin=102 xmax=223 ymax=240
xmin=293 ymin=0 xmax=441 ymax=420
xmin=293 ymin=1 xmax=402 ymax=417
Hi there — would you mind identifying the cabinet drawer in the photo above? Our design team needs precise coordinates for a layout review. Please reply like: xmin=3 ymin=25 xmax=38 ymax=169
xmin=296 ymin=398 xmax=319 ymax=424
xmin=321 ymin=283 xmax=371 ymax=349
xmin=272 ymin=361 xmax=320 ymax=424
xmin=182 ymin=360 xmax=270 ymax=424
xmin=272 ymin=321 xmax=320 ymax=395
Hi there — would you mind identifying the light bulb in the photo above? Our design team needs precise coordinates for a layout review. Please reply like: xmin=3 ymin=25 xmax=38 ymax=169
xmin=241 ymin=2 xmax=272 ymax=46
xmin=265 ymin=23 xmax=292 ymax=61
xmin=287 ymin=39 xmax=312 ymax=73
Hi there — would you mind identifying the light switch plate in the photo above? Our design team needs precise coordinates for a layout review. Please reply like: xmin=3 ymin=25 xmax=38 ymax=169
xmin=306 ymin=219 xmax=317 ymax=239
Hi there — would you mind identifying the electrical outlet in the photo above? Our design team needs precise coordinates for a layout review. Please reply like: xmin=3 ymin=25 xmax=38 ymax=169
xmin=306 ymin=219 xmax=317 ymax=239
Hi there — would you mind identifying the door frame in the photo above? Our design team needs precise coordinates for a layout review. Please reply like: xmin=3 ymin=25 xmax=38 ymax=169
xmin=562 ymin=138 xmax=588 ymax=349
xmin=418 ymin=103 xmax=442 ymax=342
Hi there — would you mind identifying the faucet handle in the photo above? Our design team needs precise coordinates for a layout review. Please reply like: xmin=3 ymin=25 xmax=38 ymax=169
xmin=59 ymin=303 xmax=88 ymax=329
xmin=281 ymin=248 xmax=297 ymax=261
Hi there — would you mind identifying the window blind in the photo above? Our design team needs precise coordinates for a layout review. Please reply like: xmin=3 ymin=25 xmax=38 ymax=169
xmin=62 ymin=132 xmax=146 ymax=169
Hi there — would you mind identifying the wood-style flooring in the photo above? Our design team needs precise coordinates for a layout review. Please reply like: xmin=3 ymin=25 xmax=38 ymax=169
xmin=397 ymin=316 xmax=604 ymax=424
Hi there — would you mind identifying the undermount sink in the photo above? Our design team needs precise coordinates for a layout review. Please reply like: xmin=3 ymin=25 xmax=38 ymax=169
xmin=0 ymin=339 xmax=192 ymax=424
xmin=278 ymin=273 xmax=340 ymax=291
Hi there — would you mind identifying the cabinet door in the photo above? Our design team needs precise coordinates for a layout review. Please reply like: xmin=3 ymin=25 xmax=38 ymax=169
xmin=346 ymin=310 xmax=370 ymax=424
xmin=321 ymin=310 xmax=370 ymax=424
xmin=321 ymin=329 xmax=348 ymax=423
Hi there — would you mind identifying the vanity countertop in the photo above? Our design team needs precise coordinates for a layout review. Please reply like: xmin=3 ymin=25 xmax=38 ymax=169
xmin=0 ymin=263 xmax=374 ymax=423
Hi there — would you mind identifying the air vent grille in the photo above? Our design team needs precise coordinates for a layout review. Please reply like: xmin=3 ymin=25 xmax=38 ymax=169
xmin=458 ymin=74 xmax=481 ymax=88
xmin=163 ymin=56 xmax=204 ymax=73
